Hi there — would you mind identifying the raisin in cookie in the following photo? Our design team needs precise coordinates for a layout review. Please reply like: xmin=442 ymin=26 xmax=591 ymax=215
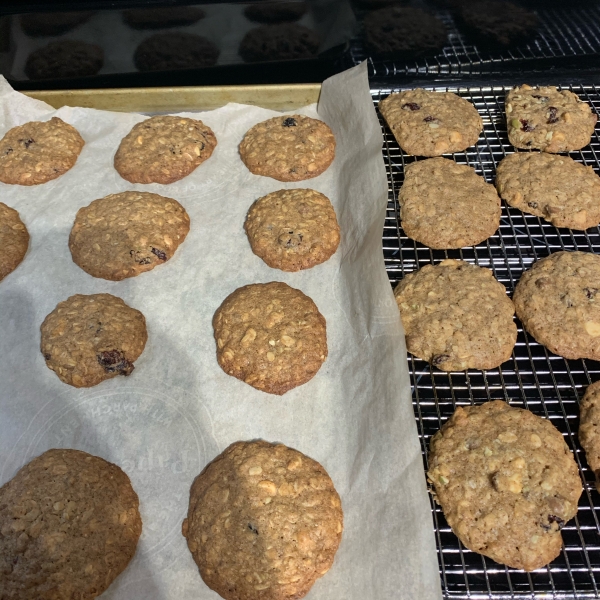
xmin=123 ymin=6 xmax=205 ymax=29
xmin=379 ymin=89 xmax=482 ymax=156
xmin=134 ymin=33 xmax=219 ymax=72
xmin=0 ymin=202 xmax=29 ymax=282
xmin=183 ymin=440 xmax=343 ymax=600
xmin=25 ymin=40 xmax=103 ymax=80
xmin=514 ymin=251 xmax=600 ymax=361
xmin=213 ymin=282 xmax=327 ymax=394
xmin=428 ymin=401 xmax=581 ymax=571
xmin=394 ymin=260 xmax=517 ymax=371
xmin=114 ymin=116 xmax=217 ymax=185
xmin=0 ymin=117 xmax=84 ymax=186
xmin=239 ymin=115 xmax=335 ymax=182
xmin=399 ymin=158 xmax=500 ymax=248
xmin=40 ymin=294 xmax=147 ymax=388
xmin=496 ymin=152 xmax=600 ymax=230
xmin=244 ymin=1 xmax=307 ymax=24
xmin=245 ymin=188 xmax=340 ymax=271
xmin=506 ymin=85 xmax=597 ymax=153
xmin=239 ymin=24 xmax=319 ymax=62
xmin=579 ymin=381 xmax=600 ymax=492
xmin=0 ymin=448 xmax=141 ymax=600
xmin=69 ymin=191 xmax=190 ymax=281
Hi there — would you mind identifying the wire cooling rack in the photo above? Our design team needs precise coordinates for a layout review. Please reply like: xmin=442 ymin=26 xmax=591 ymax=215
xmin=374 ymin=83 xmax=600 ymax=598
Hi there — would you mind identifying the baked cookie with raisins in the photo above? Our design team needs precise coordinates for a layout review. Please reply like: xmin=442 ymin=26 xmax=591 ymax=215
xmin=0 ymin=202 xmax=29 ymax=282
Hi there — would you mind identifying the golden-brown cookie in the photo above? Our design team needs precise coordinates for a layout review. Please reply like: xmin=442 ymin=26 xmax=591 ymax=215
xmin=182 ymin=440 xmax=343 ymax=600
xmin=579 ymin=380 xmax=600 ymax=492
xmin=0 ymin=202 xmax=29 ymax=282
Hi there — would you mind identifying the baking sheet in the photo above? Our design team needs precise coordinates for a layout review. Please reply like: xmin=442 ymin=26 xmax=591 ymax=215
xmin=0 ymin=62 xmax=440 ymax=600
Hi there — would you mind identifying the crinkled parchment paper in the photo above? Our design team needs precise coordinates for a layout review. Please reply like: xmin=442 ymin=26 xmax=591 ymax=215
xmin=0 ymin=63 xmax=441 ymax=599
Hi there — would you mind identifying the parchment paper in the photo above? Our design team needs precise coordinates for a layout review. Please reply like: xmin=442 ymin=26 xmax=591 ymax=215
xmin=0 ymin=62 xmax=441 ymax=600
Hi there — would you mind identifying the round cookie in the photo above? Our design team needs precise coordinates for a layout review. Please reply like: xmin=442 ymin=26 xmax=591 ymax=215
xmin=123 ymin=6 xmax=206 ymax=29
xmin=20 ymin=11 xmax=93 ymax=37
xmin=399 ymin=157 xmax=500 ymax=248
xmin=25 ymin=40 xmax=103 ymax=81
xmin=429 ymin=401 xmax=581 ymax=571
xmin=114 ymin=116 xmax=217 ymax=185
xmin=379 ymin=89 xmax=483 ymax=156
xmin=41 ymin=294 xmax=148 ymax=388
xmin=579 ymin=381 xmax=600 ymax=492
xmin=496 ymin=152 xmax=600 ymax=230
xmin=134 ymin=33 xmax=219 ymax=72
xmin=213 ymin=282 xmax=328 ymax=394
xmin=394 ymin=259 xmax=517 ymax=371
xmin=244 ymin=188 xmax=340 ymax=271
xmin=0 ymin=117 xmax=85 ymax=186
xmin=239 ymin=115 xmax=335 ymax=182
xmin=244 ymin=1 xmax=307 ymax=23
xmin=0 ymin=202 xmax=29 ymax=282
xmin=513 ymin=251 xmax=600 ymax=361
xmin=363 ymin=7 xmax=447 ymax=59
xmin=0 ymin=448 xmax=142 ymax=600
xmin=182 ymin=440 xmax=343 ymax=600
xmin=69 ymin=191 xmax=190 ymax=281
xmin=506 ymin=85 xmax=597 ymax=153
xmin=239 ymin=24 xmax=319 ymax=62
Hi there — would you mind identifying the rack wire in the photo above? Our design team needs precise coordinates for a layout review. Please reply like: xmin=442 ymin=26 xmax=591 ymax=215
xmin=373 ymin=83 xmax=600 ymax=598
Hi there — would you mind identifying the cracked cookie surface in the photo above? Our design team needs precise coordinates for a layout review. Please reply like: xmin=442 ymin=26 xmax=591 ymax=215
xmin=25 ymin=40 xmax=103 ymax=81
xmin=0 ymin=117 xmax=84 ymax=186
xmin=239 ymin=24 xmax=319 ymax=62
xmin=69 ymin=191 xmax=190 ymax=281
xmin=245 ymin=188 xmax=340 ymax=271
xmin=514 ymin=251 xmax=600 ymax=360
xmin=579 ymin=381 xmax=600 ymax=492
xmin=506 ymin=85 xmax=597 ymax=153
xmin=114 ymin=115 xmax=217 ymax=184
xmin=239 ymin=115 xmax=335 ymax=181
xmin=0 ymin=202 xmax=29 ymax=282
xmin=213 ymin=282 xmax=327 ymax=394
xmin=40 ymin=293 xmax=148 ymax=388
xmin=182 ymin=440 xmax=343 ymax=600
xmin=399 ymin=157 xmax=500 ymax=248
xmin=394 ymin=259 xmax=516 ymax=371
xmin=379 ymin=89 xmax=482 ymax=156
xmin=0 ymin=448 xmax=142 ymax=600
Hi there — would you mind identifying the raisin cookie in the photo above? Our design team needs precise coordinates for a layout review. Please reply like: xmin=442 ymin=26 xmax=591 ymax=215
xmin=379 ymin=89 xmax=482 ymax=156
xmin=0 ymin=202 xmax=29 ymax=282
xmin=496 ymin=152 xmax=600 ymax=230
xmin=579 ymin=381 xmax=600 ymax=492
xmin=239 ymin=24 xmax=319 ymax=62
xmin=506 ymin=85 xmax=597 ymax=153
xmin=40 ymin=294 xmax=147 ymax=388
xmin=0 ymin=117 xmax=85 ymax=186
xmin=213 ymin=282 xmax=327 ymax=394
xmin=239 ymin=115 xmax=335 ymax=182
xmin=114 ymin=116 xmax=217 ymax=185
xmin=183 ymin=440 xmax=343 ymax=600
xmin=245 ymin=188 xmax=340 ymax=271
xmin=0 ymin=449 xmax=142 ymax=600
xmin=69 ymin=191 xmax=190 ymax=281
xmin=123 ymin=6 xmax=205 ymax=29
xmin=244 ymin=1 xmax=307 ymax=23
xmin=134 ymin=33 xmax=219 ymax=72
xmin=394 ymin=260 xmax=517 ymax=371
xmin=399 ymin=158 xmax=500 ymax=248
xmin=25 ymin=40 xmax=104 ymax=80
xmin=428 ymin=401 xmax=581 ymax=571
xmin=514 ymin=251 xmax=600 ymax=361
xmin=20 ymin=11 xmax=93 ymax=37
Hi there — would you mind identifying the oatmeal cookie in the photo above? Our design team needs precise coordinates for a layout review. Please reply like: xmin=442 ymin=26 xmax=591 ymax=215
xmin=183 ymin=440 xmax=343 ymax=600
xmin=40 ymin=294 xmax=148 ymax=388
xmin=213 ymin=282 xmax=327 ymax=394
xmin=429 ymin=401 xmax=581 ymax=571
xmin=134 ymin=33 xmax=219 ymax=72
xmin=25 ymin=40 xmax=103 ymax=80
xmin=579 ymin=381 xmax=600 ymax=492
xmin=239 ymin=24 xmax=319 ymax=62
xmin=0 ymin=202 xmax=29 ymax=282
xmin=394 ymin=259 xmax=517 ymax=371
xmin=0 ymin=448 xmax=142 ymax=600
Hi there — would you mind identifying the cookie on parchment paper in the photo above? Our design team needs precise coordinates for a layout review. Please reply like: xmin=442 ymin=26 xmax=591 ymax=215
xmin=0 ymin=448 xmax=142 ymax=600
xmin=25 ymin=40 xmax=104 ymax=80
xmin=394 ymin=259 xmax=517 ymax=371
xmin=244 ymin=1 xmax=307 ymax=24
xmin=213 ymin=282 xmax=327 ymax=394
xmin=399 ymin=157 xmax=500 ymax=249
xmin=379 ymin=88 xmax=482 ymax=156
xmin=239 ymin=115 xmax=335 ymax=182
xmin=239 ymin=24 xmax=319 ymax=62
xmin=514 ymin=251 xmax=600 ymax=361
xmin=0 ymin=202 xmax=29 ymax=283
xmin=579 ymin=381 xmax=600 ymax=492
xmin=114 ymin=115 xmax=217 ymax=184
xmin=506 ymin=85 xmax=597 ymax=153
xmin=69 ymin=191 xmax=190 ymax=281
xmin=40 ymin=294 xmax=148 ymax=388
xmin=182 ymin=440 xmax=343 ymax=600
xmin=0 ymin=117 xmax=84 ymax=186
xmin=245 ymin=188 xmax=340 ymax=271
xmin=123 ymin=6 xmax=206 ymax=29
xmin=428 ymin=400 xmax=581 ymax=571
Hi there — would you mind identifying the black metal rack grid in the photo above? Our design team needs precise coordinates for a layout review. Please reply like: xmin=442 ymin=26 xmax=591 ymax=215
xmin=373 ymin=83 xmax=600 ymax=598
xmin=351 ymin=5 xmax=600 ymax=77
